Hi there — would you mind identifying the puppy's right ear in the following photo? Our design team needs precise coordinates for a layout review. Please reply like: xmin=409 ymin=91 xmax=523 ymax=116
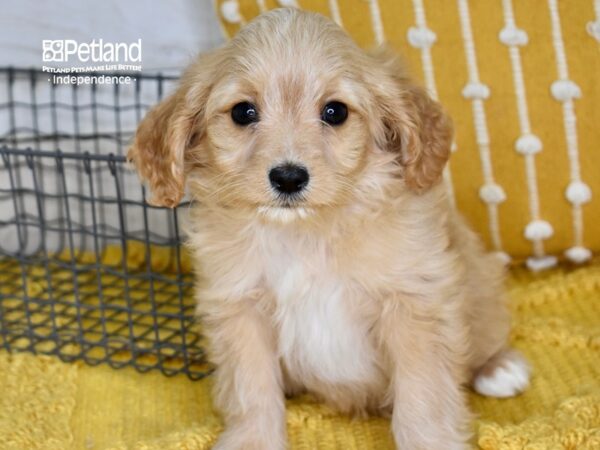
xmin=127 ymin=56 xmax=217 ymax=207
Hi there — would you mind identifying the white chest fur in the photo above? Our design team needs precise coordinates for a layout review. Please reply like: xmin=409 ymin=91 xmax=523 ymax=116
xmin=259 ymin=230 xmax=379 ymax=386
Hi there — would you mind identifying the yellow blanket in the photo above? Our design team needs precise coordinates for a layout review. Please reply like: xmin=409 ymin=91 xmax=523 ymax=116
xmin=1 ymin=261 xmax=599 ymax=449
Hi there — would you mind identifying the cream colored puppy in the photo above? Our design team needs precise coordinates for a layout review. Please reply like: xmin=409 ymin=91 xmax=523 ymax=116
xmin=128 ymin=9 xmax=529 ymax=450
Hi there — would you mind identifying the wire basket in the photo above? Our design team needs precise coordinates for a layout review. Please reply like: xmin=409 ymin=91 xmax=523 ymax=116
xmin=0 ymin=67 xmax=210 ymax=379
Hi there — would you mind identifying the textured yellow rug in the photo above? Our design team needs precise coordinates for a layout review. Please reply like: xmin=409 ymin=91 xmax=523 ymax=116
xmin=0 ymin=261 xmax=599 ymax=450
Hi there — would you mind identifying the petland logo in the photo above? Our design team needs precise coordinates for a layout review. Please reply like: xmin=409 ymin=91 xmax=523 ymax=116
xmin=42 ymin=39 xmax=142 ymax=85
xmin=42 ymin=39 xmax=142 ymax=63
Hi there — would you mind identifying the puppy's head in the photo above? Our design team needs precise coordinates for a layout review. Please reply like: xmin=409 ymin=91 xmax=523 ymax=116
xmin=128 ymin=9 xmax=452 ymax=222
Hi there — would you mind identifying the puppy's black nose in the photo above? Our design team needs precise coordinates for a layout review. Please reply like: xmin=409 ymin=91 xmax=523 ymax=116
xmin=269 ymin=164 xmax=309 ymax=195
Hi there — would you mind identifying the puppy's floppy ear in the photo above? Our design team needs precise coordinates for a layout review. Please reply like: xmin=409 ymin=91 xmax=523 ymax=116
xmin=368 ymin=49 xmax=453 ymax=191
xmin=127 ymin=55 xmax=216 ymax=207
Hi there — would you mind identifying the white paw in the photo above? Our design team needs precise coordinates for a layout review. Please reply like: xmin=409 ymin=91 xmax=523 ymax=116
xmin=473 ymin=351 xmax=530 ymax=398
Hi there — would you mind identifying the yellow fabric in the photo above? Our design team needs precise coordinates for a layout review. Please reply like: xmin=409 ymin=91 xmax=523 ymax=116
xmin=2 ymin=260 xmax=599 ymax=449
xmin=0 ymin=245 xmax=210 ymax=374
xmin=0 ymin=352 xmax=77 ymax=449
xmin=214 ymin=0 xmax=600 ymax=260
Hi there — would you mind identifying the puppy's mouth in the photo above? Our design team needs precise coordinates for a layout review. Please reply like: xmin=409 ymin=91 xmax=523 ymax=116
xmin=257 ymin=202 xmax=315 ymax=223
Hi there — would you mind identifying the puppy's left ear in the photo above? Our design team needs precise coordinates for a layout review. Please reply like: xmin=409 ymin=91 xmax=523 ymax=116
xmin=369 ymin=50 xmax=453 ymax=191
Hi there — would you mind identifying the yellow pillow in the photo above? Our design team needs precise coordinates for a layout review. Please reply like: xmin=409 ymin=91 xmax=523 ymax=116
xmin=214 ymin=0 xmax=600 ymax=269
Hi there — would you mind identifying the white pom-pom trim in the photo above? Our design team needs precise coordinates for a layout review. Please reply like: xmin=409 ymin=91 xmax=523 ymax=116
xmin=551 ymin=80 xmax=581 ymax=102
xmin=526 ymin=255 xmax=558 ymax=272
xmin=221 ymin=0 xmax=242 ymax=23
xmin=407 ymin=26 xmax=437 ymax=49
xmin=515 ymin=134 xmax=542 ymax=155
xmin=499 ymin=26 xmax=528 ymax=46
xmin=565 ymin=181 xmax=592 ymax=205
xmin=565 ymin=246 xmax=592 ymax=264
xmin=462 ymin=82 xmax=490 ymax=100
xmin=278 ymin=0 xmax=298 ymax=6
xmin=524 ymin=220 xmax=554 ymax=241
xmin=479 ymin=183 xmax=506 ymax=204
xmin=587 ymin=21 xmax=600 ymax=41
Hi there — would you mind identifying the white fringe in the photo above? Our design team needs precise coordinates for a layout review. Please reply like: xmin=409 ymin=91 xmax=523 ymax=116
xmin=547 ymin=0 xmax=592 ymax=263
xmin=221 ymin=0 xmax=247 ymax=25
xmin=587 ymin=0 xmax=600 ymax=41
xmin=368 ymin=0 xmax=385 ymax=45
xmin=457 ymin=0 xmax=506 ymax=257
xmin=500 ymin=0 xmax=554 ymax=266
xmin=256 ymin=0 xmax=267 ymax=14
xmin=277 ymin=0 xmax=299 ymax=7
xmin=328 ymin=0 xmax=343 ymax=26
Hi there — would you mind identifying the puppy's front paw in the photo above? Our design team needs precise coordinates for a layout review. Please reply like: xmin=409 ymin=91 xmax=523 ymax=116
xmin=473 ymin=349 xmax=530 ymax=398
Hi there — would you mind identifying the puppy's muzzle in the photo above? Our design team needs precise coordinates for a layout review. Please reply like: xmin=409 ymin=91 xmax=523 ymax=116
xmin=269 ymin=163 xmax=309 ymax=195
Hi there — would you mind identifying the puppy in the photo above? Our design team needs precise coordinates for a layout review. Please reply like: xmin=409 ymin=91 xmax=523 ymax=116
xmin=128 ymin=9 xmax=530 ymax=450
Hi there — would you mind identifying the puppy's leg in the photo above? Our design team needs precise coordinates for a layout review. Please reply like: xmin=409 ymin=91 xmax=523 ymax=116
xmin=377 ymin=300 xmax=472 ymax=450
xmin=462 ymin=252 xmax=530 ymax=398
xmin=204 ymin=300 xmax=286 ymax=450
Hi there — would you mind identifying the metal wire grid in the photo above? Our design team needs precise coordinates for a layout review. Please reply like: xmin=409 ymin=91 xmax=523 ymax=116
xmin=0 ymin=68 xmax=211 ymax=379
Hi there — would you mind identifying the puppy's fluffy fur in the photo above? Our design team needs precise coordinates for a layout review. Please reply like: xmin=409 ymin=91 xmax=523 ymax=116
xmin=129 ymin=9 xmax=529 ymax=450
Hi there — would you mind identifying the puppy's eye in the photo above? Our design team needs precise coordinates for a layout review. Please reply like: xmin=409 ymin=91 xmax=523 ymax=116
xmin=321 ymin=101 xmax=348 ymax=126
xmin=231 ymin=102 xmax=259 ymax=126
